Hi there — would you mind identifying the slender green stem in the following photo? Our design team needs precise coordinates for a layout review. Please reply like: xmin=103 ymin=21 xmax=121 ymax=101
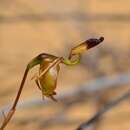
xmin=0 ymin=56 xmax=42 ymax=130
xmin=62 ymin=55 xmax=81 ymax=66
xmin=0 ymin=67 xmax=29 ymax=130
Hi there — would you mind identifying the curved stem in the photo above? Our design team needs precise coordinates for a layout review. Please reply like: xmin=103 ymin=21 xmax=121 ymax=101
xmin=62 ymin=55 xmax=81 ymax=66
xmin=12 ymin=68 xmax=29 ymax=110
xmin=0 ymin=55 xmax=42 ymax=130
xmin=0 ymin=55 xmax=63 ymax=130
xmin=0 ymin=67 xmax=29 ymax=130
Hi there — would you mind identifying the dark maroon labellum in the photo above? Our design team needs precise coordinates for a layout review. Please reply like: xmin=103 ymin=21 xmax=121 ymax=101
xmin=86 ymin=37 xmax=104 ymax=49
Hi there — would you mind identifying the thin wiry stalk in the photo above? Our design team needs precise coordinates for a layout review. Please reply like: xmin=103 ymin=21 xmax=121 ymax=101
xmin=0 ymin=58 xmax=62 ymax=130
xmin=0 ymin=37 xmax=103 ymax=130
xmin=0 ymin=67 xmax=29 ymax=130
xmin=1 ymin=72 xmax=129 ymax=118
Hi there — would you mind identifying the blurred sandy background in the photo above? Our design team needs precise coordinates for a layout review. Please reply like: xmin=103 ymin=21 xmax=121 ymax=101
xmin=0 ymin=0 xmax=130 ymax=130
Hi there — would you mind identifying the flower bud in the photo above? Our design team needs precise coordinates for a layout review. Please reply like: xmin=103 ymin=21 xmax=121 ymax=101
xmin=69 ymin=37 xmax=104 ymax=58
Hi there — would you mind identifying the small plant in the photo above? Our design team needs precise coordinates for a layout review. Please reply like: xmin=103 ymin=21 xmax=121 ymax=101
xmin=0 ymin=37 xmax=104 ymax=130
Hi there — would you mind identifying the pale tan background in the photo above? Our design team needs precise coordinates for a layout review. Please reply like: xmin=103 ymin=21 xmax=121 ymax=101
xmin=0 ymin=0 xmax=130 ymax=130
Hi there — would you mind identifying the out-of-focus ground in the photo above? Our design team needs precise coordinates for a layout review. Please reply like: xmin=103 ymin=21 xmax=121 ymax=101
xmin=0 ymin=0 xmax=130 ymax=130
